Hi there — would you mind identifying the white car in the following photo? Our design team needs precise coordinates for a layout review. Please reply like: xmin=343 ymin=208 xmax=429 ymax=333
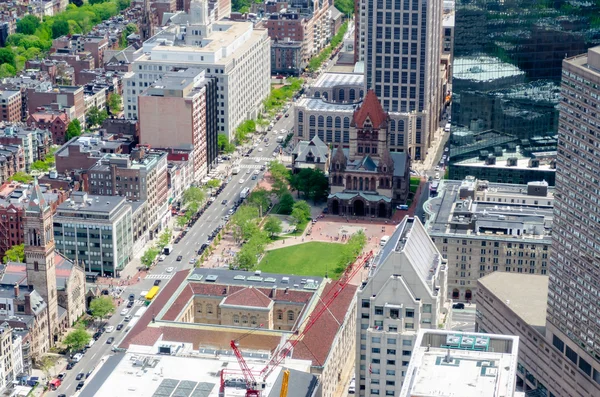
xmin=434 ymin=166 xmax=440 ymax=171
xmin=105 ymin=326 xmax=115 ymax=333
xmin=444 ymin=147 xmax=449 ymax=152
xmin=255 ymin=158 xmax=260 ymax=163
xmin=120 ymin=308 xmax=129 ymax=316
xmin=239 ymin=179 xmax=245 ymax=184
xmin=166 ymin=267 xmax=174 ymax=273
xmin=258 ymin=147 xmax=263 ymax=152
xmin=189 ymin=258 xmax=196 ymax=264
xmin=272 ymin=152 xmax=278 ymax=157
xmin=246 ymin=169 xmax=251 ymax=174
xmin=253 ymin=170 xmax=260 ymax=175
xmin=158 ymin=254 xmax=166 ymax=261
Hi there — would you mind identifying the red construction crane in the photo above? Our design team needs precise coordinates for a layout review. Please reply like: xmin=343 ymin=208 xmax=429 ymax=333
xmin=222 ymin=250 xmax=374 ymax=397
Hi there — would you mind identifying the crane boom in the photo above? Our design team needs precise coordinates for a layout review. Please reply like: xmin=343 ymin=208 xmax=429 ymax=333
xmin=259 ymin=251 xmax=374 ymax=380
xmin=230 ymin=340 xmax=260 ymax=397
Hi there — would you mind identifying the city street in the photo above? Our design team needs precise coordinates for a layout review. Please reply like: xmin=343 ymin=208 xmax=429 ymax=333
xmin=47 ymin=106 xmax=296 ymax=397
xmin=451 ymin=305 xmax=477 ymax=332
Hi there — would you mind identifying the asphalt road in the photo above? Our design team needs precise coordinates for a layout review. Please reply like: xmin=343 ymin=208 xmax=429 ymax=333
xmin=48 ymin=106 xmax=296 ymax=397
xmin=451 ymin=306 xmax=477 ymax=332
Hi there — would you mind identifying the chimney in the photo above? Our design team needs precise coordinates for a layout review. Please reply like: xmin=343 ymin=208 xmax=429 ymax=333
xmin=271 ymin=286 xmax=277 ymax=298
xmin=13 ymin=283 xmax=19 ymax=298
xmin=24 ymin=294 xmax=31 ymax=315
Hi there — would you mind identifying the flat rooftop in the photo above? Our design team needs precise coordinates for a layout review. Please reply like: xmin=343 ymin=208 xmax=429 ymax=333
xmin=296 ymin=97 xmax=357 ymax=112
xmin=400 ymin=330 xmax=519 ymax=397
xmin=56 ymin=193 xmax=125 ymax=215
xmin=311 ymin=72 xmax=363 ymax=88
xmin=478 ymin=272 xmax=548 ymax=328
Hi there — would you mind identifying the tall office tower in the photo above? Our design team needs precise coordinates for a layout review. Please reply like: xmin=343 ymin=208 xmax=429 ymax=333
xmin=355 ymin=217 xmax=451 ymax=396
xmin=362 ymin=0 xmax=442 ymax=160
xmin=448 ymin=1 xmax=600 ymax=183
xmin=546 ymin=46 xmax=600 ymax=392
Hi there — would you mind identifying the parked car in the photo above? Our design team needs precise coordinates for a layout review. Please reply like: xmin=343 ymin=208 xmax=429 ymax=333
xmin=66 ymin=362 xmax=75 ymax=370
xmin=452 ymin=303 xmax=465 ymax=309
xmin=127 ymin=300 xmax=134 ymax=308
xmin=116 ymin=324 xmax=124 ymax=331
xmin=57 ymin=373 xmax=66 ymax=381
xmin=76 ymin=373 xmax=85 ymax=380
xmin=106 ymin=337 xmax=115 ymax=344
xmin=120 ymin=308 xmax=129 ymax=316
xmin=105 ymin=325 xmax=115 ymax=333
xmin=76 ymin=381 xmax=85 ymax=390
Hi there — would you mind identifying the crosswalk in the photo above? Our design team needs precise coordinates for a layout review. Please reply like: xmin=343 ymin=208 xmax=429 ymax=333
xmin=239 ymin=164 xmax=262 ymax=170
xmin=249 ymin=156 xmax=276 ymax=162
xmin=133 ymin=299 xmax=146 ymax=306
xmin=145 ymin=274 xmax=173 ymax=280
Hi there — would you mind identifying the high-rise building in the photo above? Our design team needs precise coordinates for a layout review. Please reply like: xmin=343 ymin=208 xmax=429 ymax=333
xmin=546 ymin=46 xmax=600 ymax=391
xmin=448 ymin=0 xmax=600 ymax=183
xmin=355 ymin=217 xmax=452 ymax=396
xmin=361 ymin=0 xmax=443 ymax=160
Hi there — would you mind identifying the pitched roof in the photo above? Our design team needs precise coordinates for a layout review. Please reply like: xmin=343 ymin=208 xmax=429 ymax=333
xmin=26 ymin=178 xmax=48 ymax=213
xmin=352 ymin=90 xmax=387 ymax=129
xmin=221 ymin=287 xmax=273 ymax=308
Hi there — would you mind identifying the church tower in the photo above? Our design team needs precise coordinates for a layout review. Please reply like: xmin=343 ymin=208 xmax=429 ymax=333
xmin=24 ymin=178 xmax=58 ymax=343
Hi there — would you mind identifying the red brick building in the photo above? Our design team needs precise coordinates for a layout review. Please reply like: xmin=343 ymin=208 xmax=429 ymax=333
xmin=0 ymin=90 xmax=22 ymax=122
xmin=27 ymin=109 xmax=70 ymax=145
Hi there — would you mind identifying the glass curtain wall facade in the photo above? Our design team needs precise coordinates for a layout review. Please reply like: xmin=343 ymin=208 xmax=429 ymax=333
xmin=449 ymin=0 xmax=600 ymax=182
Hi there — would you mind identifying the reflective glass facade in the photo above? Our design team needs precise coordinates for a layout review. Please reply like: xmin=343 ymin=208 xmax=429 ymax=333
xmin=448 ymin=0 xmax=600 ymax=182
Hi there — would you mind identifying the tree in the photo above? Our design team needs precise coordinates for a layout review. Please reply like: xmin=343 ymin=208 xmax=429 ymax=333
xmin=158 ymin=228 xmax=172 ymax=250
xmin=89 ymin=296 xmax=115 ymax=319
xmin=292 ymin=200 xmax=311 ymax=220
xmin=0 ymin=48 xmax=15 ymax=68
xmin=0 ymin=64 xmax=15 ymax=78
xmin=107 ymin=93 xmax=122 ymax=114
xmin=63 ymin=327 xmax=91 ymax=352
xmin=86 ymin=106 xmax=108 ymax=128
xmin=278 ymin=192 xmax=295 ymax=215
xmin=207 ymin=179 xmax=221 ymax=190
xmin=231 ymin=205 xmax=259 ymax=242
xmin=31 ymin=160 xmax=50 ymax=172
xmin=71 ymin=0 xmax=84 ymax=6
xmin=16 ymin=15 xmax=41 ymax=35
xmin=66 ymin=120 xmax=82 ymax=141
xmin=264 ymin=216 xmax=282 ymax=237
xmin=3 ymin=244 xmax=24 ymax=264
xmin=217 ymin=134 xmax=235 ymax=153
xmin=176 ymin=215 xmax=188 ymax=229
xmin=290 ymin=168 xmax=329 ymax=202
xmin=51 ymin=20 xmax=70 ymax=39
xmin=141 ymin=247 xmax=160 ymax=267
xmin=334 ymin=0 xmax=354 ymax=14
xmin=38 ymin=355 xmax=57 ymax=378
xmin=183 ymin=186 xmax=205 ymax=206
xmin=290 ymin=207 xmax=306 ymax=225
xmin=9 ymin=172 xmax=33 ymax=183
xmin=247 ymin=188 xmax=270 ymax=214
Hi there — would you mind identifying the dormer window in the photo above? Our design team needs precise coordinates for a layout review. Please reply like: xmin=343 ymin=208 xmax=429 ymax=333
xmin=336 ymin=163 xmax=340 ymax=170
xmin=383 ymin=166 xmax=387 ymax=172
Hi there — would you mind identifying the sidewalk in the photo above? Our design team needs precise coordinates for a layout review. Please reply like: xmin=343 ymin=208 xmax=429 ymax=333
xmin=412 ymin=127 xmax=449 ymax=174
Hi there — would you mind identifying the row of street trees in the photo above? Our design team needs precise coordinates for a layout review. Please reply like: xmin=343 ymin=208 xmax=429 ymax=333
xmin=62 ymin=296 xmax=115 ymax=353
xmin=140 ymin=228 xmax=172 ymax=268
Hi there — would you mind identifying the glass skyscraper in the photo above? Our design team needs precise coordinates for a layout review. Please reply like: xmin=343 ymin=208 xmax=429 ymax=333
xmin=448 ymin=0 xmax=600 ymax=183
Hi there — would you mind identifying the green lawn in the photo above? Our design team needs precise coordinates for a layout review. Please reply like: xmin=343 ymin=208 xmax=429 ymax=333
xmin=258 ymin=242 xmax=347 ymax=279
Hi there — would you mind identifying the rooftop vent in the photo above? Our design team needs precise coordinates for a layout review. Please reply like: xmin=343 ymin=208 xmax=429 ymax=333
xmin=205 ymin=275 xmax=218 ymax=282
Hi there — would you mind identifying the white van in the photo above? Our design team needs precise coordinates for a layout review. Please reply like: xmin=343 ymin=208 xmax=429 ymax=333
xmin=380 ymin=235 xmax=390 ymax=246
xmin=444 ymin=123 xmax=451 ymax=132
xmin=86 ymin=339 xmax=95 ymax=348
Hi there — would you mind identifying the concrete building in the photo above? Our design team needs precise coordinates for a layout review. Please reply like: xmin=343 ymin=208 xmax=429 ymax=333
xmin=138 ymin=69 xmax=211 ymax=180
xmin=477 ymin=273 xmax=600 ymax=396
xmin=0 ymin=323 xmax=24 ymax=394
xmin=424 ymin=177 xmax=553 ymax=301
xmin=545 ymin=46 xmax=600 ymax=396
xmin=355 ymin=217 xmax=452 ymax=396
xmin=0 ymin=125 xmax=53 ymax=173
xmin=87 ymin=147 xmax=169 ymax=236
xmin=399 ymin=329 xmax=522 ymax=397
xmin=53 ymin=192 xmax=133 ymax=277
xmin=119 ymin=267 xmax=357 ymax=397
xmin=0 ymin=90 xmax=22 ymax=123
xmin=123 ymin=0 xmax=271 ymax=139
xmin=360 ymin=0 xmax=443 ymax=160
xmin=327 ymin=91 xmax=411 ymax=218
xmin=442 ymin=12 xmax=454 ymax=81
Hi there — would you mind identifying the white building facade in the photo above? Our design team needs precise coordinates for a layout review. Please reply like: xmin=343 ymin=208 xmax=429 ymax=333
xmin=123 ymin=0 xmax=271 ymax=139
xmin=355 ymin=217 xmax=452 ymax=396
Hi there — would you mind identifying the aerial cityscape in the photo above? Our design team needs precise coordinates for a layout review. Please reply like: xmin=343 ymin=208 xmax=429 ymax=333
xmin=0 ymin=0 xmax=596 ymax=396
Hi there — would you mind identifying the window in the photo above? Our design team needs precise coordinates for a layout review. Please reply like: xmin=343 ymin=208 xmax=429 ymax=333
xmin=422 ymin=304 xmax=432 ymax=313
xmin=242 ymin=316 xmax=248 ymax=324
xmin=206 ymin=304 xmax=213 ymax=314
xmin=385 ymin=381 xmax=395 ymax=386
xmin=233 ymin=315 xmax=239 ymax=324
xmin=387 ymin=338 xmax=396 ymax=345
xmin=372 ymin=348 xmax=381 ymax=354
xmin=387 ymin=360 xmax=395 ymax=366
xmin=250 ymin=316 xmax=257 ymax=325
xmin=375 ymin=306 xmax=384 ymax=315
xmin=387 ymin=349 xmax=396 ymax=355
xmin=372 ymin=337 xmax=381 ymax=343
xmin=405 ymin=309 xmax=414 ymax=318
xmin=390 ymin=308 xmax=399 ymax=319
xmin=277 ymin=310 xmax=283 ymax=320
xmin=402 ymin=339 xmax=412 ymax=346
xmin=34 ymin=261 xmax=39 ymax=272
xmin=362 ymin=299 xmax=370 ymax=308
xmin=402 ymin=350 xmax=411 ymax=356
xmin=287 ymin=310 xmax=294 ymax=321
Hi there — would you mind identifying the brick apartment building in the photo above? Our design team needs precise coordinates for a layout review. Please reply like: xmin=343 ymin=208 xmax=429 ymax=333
xmin=27 ymin=109 xmax=70 ymax=145
xmin=0 ymin=90 xmax=22 ymax=123
xmin=26 ymin=84 xmax=86 ymax=124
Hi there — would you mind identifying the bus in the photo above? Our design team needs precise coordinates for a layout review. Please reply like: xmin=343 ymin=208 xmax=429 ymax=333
xmin=240 ymin=187 xmax=250 ymax=200
xmin=430 ymin=181 xmax=439 ymax=195
xmin=145 ymin=286 xmax=160 ymax=300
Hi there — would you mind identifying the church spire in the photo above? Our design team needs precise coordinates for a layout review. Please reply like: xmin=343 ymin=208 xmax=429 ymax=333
xmin=27 ymin=178 xmax=48 ymax=214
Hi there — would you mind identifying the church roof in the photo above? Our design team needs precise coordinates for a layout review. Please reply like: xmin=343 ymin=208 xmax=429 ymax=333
xmin=293 ymin=135 xmax=329 ymax=163
xmin=26 ymin=178 xmax=48 ymax=213
xmin=352 ymin=90 xmax=387 ymax=129
xmin=220 ymin=287 xmax=273 ymax=308
xmin=328 ymin=191 xmax=392 ymax=203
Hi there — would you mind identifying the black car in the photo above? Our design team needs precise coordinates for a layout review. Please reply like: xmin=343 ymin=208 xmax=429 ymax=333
xmin=58 ymin=394 xmax=67 ymax=397
xmin=176 ymin=255 xmax=183 ymax=261
xmin=128 ymin=294 xmax=135 ymax=301
xmin=76 ymin=373 xmax=85 ymax=380
xmin=76 ymin=381 xmax=85 ymax=391
xmin=106 ymin=337 xmax=115 ymax=344
xmin=452 ymin=303 xmax=465 ymax=310
xmin=127 ymin=300 xmax=134 ymax=308
xmin=116 ymin=324 xmax=124 ymax=331
xmin=93 ymin=332 xmax=102 ymax=341
xmin=221 ymin=199 xmax=228 ymax=205
xmin=154 ymin=279 xmax=161 ymax=286
xmin=66 ymin=362 xmax=75 ymax=370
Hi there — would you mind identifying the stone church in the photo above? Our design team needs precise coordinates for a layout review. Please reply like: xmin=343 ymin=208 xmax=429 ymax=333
xmin=327 ymin=91 xmax=411 ymax=218
xmin=0 ymin=179 xmax=86 ymax=360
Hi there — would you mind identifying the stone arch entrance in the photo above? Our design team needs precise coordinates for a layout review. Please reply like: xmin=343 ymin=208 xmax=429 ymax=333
xmin=465 ymin=289 xmax=472 ymax=301
xmin=353 ymin=199 xmax=365 ymax=217
xmin=452 ymin=289 xmax=459 ymax=299
xmin=377 ymin=202 xmax=387 ymax=218
xmin=332 ymin=200 xmax=340 ymax=215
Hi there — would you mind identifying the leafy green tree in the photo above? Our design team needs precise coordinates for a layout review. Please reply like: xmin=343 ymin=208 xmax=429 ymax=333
xmin=268 ymin=161 xmax=290 ymax=198
xmin=183 ymin=186 xmax=205 ymax=206
xmin=290 ymin=207 xmax=306 ymax=225
xmin=278 ymin=192 xmax=295 ymax=215
xmin=86 ymin=106 xmax=108 ymax=128
xmin=157 ymin=228 xmax=172 ymax=250
xmin=290 ymin=168 xmax=329 ymax=202
xmin=264 ymin=216 xmax=282 ymax=237
xmin=0 ymin=48 xmax=15 ymax=68
xmin=107 ymin=93 xmax=122 ymax=113
xmin=141 ymin=247 xmax=160 ymax=267
xmin=176 ymin=215 xmax=188 ymax=229
xmin=16 ymin=15 xmax=41 ymax=35
xmin=292 ymin=200 xmax=311 ymax=220
xmin=89 ymin=296 xmax=115 ymax=319
xmin=0 ymin=64 xmax=16 ymax=78
xmin=334 ymin=0 xmax=354 ymax=15
xmin=71 ymin=0 xmax=84 ymax=6
xmin=217 ymin=133 xmax=235 ymax=153
xmin=231 ymin=205 xmax=259 ymax=242
xmin=31 ymin=160 xmax=50 ymax=172
xmin=66 ymin=120 xmax=82 ymax=141
xmin=63 ymin=327 xmax=91 ymax=352
xmin=247 ymin=188 xmax=270 ymax=214
xmin=3 ymin=244 xmax=24 ymax=264
xmin=51 ymin=20 xmax=70 ymax=38
xmin=9 ymin=172 xmax=33 ymax=183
